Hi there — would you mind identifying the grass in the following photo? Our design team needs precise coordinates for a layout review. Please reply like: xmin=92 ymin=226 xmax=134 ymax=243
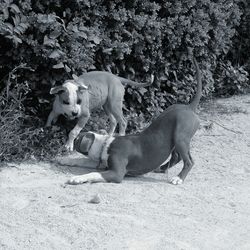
xmin=0 ymin=84 xmax=67 ymax=163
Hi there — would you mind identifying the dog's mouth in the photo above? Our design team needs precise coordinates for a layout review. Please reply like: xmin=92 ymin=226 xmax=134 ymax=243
xmin=63 ymin=113 xmax=77 ymax=120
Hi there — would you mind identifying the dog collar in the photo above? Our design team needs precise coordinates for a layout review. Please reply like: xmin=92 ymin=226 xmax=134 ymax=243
xmin=87 ymin=133 xmax=114 ymax=165
xmin=100 ymin=136 xmax=115 ymax=166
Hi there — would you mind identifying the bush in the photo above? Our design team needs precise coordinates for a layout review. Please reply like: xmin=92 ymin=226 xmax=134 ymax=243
xmin=214 ymin=60 xmax=249 ymax=96
xmin=0 ymin=77 xmax=67 ymax=162
xmin=0 ymin=0 xmax=249 ymax=161
xmin=228 ymin=1 xmax=250 ymax=73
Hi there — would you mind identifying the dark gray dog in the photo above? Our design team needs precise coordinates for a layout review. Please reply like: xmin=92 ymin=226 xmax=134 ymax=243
xmin=67 ymin=57 xmax=202 ymax=185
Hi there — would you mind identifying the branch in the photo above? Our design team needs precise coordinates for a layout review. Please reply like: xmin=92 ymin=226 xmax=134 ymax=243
xmin=53 ymin=15 xmax=67 ymax=32
xmin=4 ymin=63 xmax=34 ymax=100
xmin=200 ymin=117 xmax=243 ymax=135
xmin=212 ymin=120 xmax=243 ymax=134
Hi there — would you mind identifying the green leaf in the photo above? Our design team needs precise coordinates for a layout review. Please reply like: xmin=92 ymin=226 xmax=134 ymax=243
xmin=13 ymin=35 xmax=22 ymax=44
xmin=72 ymin=25 xmax=79 ymax=33
xmin=49 ymin=49 xmax=63 ymax=59
xmin=14 ymin=25 xmax=26 ymax=35
xmin=37 ymin=14 xmax=56 ymax=24
xmin=43 ymin=35 xmax=55 ymax=47
xmin=64 ymin=64 xmax=71 ymax=72
xmin=19 ymin=23 xmax=29 ymax=30
xmin=137 ymin=87 xmax=148 ymax=95
xmin=3 ymin=8 xmax=9 ymax=19
xmin=89 ymin=35 xmax=101 ymax=44
xmin=5 ymin=35 xmax=13 ymax=40
xmin=88 ymin=65 xmax=96 ymax=70
xmin=10 ymin=4 xmax=21 ymax=13
xmin=78 ymin=25 xmax=89 ymax=32
xmin=5 ymin=23 xmax=14 ymax=32
xmin=52 ymin=62 xmax=64 ymax=69
xmin=78 ymin=32 xmax=87 ymax=39
xmin=12 ymin=16 xmax=21 ymax=26
xmin=49 ymin=30 xmax=61 ymax=39
xmin=103 ymin=48 xmax=113 ymax=54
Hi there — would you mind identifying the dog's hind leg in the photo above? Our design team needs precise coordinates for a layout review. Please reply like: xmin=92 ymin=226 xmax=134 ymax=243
xmin=113 ymin=113 xmax=127 ymax=136
xmin=154 ymin=149 xmax=181 ymax=173
xmin=108 ymin=101 xmax=127 ymax=136
xmin=170 ymin=140 xmax=194 ymax=185
xmin=176 ymin=150 xmax=193 ymax=182
xmin=169 ymin=114 xmax=198 ymax=184
xmin=107 ymin=84 xmax=127 ymax=135
xmin=104 ymin=104 xmax=117 ymax=134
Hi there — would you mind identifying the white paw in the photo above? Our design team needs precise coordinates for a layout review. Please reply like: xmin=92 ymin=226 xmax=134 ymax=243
xmin=67 ymin=175 xmax=88 ymax=185
xmin=65 ymin=141 xmax=74 ymax=151
xmin=170 ymin=176 xmax=183 ymax=185
xmin=67 ymin=173 xmax=105 ymax=185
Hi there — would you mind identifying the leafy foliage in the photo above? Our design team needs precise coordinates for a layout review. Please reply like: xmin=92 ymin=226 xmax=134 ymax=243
xmin=0 ymin=0 xmax=249 ymax=161
xmin=0 ymin=79 xmax=67 ymax=162
xmin=227 ymin=0 xmax=250 ymax=71
xmin=214 ymin=60 xmax=249 ymax=96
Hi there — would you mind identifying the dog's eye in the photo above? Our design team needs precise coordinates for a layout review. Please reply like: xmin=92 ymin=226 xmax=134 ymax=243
xmin=77 ymin=99 xmax=82 ymax=105
xmin=63 ymin=100 xmax=69 ymax=105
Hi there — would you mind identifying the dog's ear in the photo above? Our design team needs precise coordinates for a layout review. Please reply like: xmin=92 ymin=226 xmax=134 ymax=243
xmin=50 ymin=86 xmax=66 ymax=95
xmin=72 ymin=74 xmax=79 ymax=81
xmin=72 ymin=75 xmax=88 ymax=93
xmin=76 ymin=78 xmax=88 ymax=92
xmin=78 ymin=84 xmax=88 ymax=93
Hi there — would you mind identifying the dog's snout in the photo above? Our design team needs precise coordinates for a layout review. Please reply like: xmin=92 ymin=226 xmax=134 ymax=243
xmin=72 ymin=111 xmax=78 ymax=117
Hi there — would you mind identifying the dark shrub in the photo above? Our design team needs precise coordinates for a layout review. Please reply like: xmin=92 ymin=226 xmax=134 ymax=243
xmin=0 ymin=0 xmax=249 ymax=161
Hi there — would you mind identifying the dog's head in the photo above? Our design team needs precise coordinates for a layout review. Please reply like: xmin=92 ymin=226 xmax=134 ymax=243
xmin=74 ymin=132 xmax=109 ymax=161
xmin=50 ymin=78 xmax=88 ymax=120
xmin=74 ymin=132 xmax=95 ymax=155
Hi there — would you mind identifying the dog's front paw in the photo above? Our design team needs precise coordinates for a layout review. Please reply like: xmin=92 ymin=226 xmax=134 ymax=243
xmin=170 ymin=176 xmax=183 ymax=185
xmin=67 ymin=175 xmax=88 ymax=185
xmin=65 ymin=141 xmax=74 ymax=151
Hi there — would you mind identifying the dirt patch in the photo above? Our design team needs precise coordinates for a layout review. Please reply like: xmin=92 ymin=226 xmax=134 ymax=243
xmin=1 ymin=95 xmax=250 ymax=250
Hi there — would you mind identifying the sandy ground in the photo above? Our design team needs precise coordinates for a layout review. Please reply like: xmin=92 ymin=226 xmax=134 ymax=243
xmin=1 ymin=94 xmax=250 ymax=250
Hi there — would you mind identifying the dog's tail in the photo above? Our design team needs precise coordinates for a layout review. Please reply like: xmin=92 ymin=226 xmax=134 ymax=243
xmin=189 ymin=57 xmax=202 ymax=111
xmin=118 ymin=76 xmax=153 ymax=87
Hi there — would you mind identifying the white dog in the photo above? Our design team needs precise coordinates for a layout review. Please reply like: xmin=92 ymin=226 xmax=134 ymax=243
xmin=46 ymin=71 xmax=150 ymax=151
